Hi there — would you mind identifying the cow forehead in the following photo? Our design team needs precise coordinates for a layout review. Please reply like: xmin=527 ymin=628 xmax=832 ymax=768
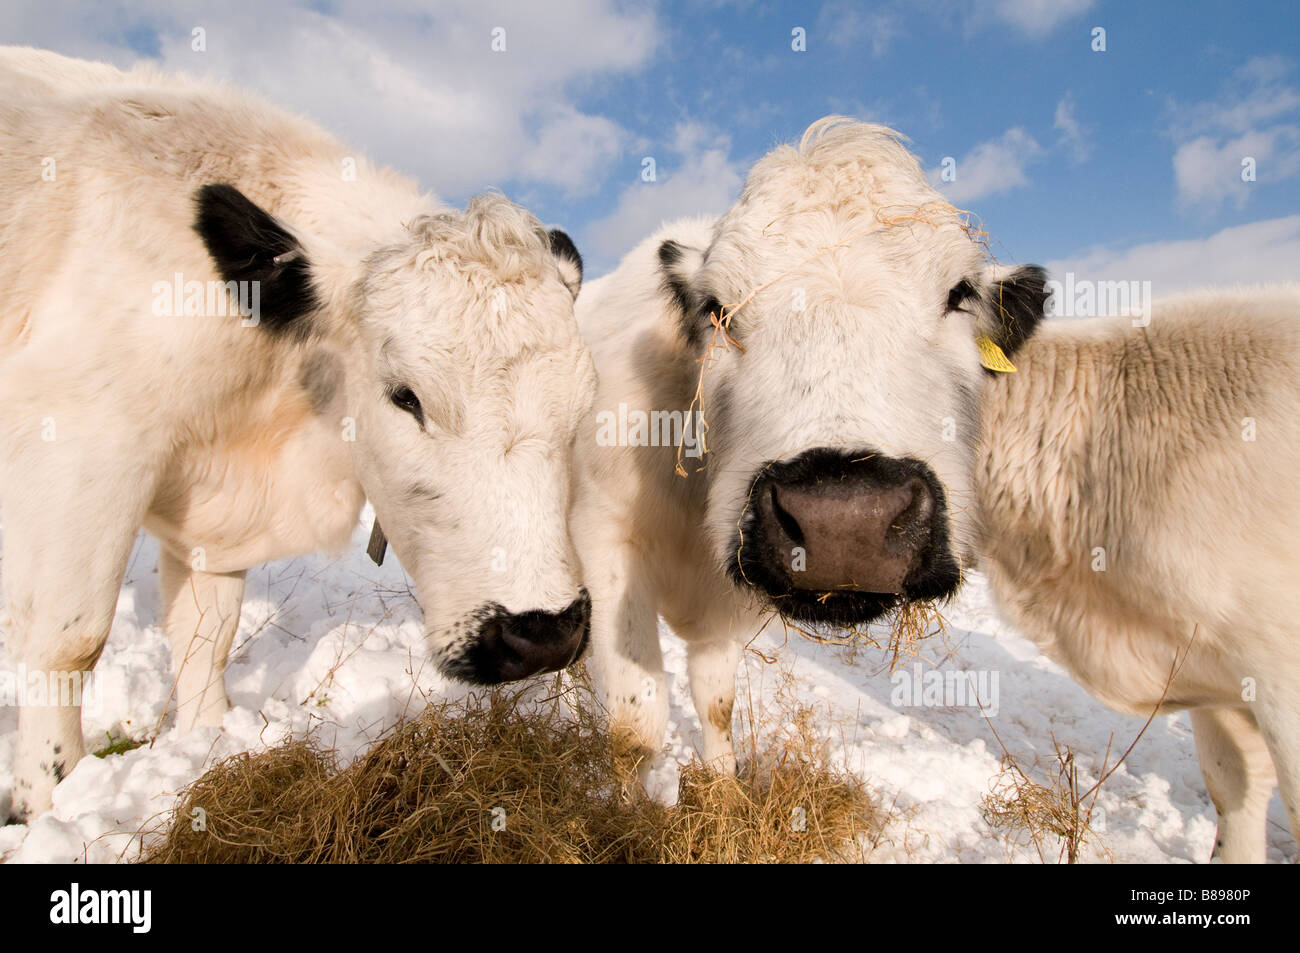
xmin=731 ymin=130 xmax=939 ymax=220
xmin=710 ymin=122 xmax=979 ymax=290
xmin=360 ymin=195 xmax=575 ymax=346
xmin=703 ymin=210 xmax=986 ymax=307
xmin=379 ymin=330 xmax=587 ymax=385
xmin=366 ymin=263 xmax=580 ymax=352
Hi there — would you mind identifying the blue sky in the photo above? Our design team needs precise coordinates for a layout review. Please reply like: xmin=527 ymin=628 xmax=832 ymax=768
xmin=6 ymin=0 xmax=1298 ymax=284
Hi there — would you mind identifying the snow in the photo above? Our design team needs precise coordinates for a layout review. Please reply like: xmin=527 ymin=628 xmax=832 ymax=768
xmin=2 ymin=510 xmax=1295 ymax=863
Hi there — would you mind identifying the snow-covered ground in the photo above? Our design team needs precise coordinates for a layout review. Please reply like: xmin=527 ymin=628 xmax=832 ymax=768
xmin=1 ymin=510 xmax=1295 ymax=864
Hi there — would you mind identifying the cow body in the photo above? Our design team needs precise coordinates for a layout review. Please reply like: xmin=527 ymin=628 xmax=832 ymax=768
xmin=976 ymin=286 xmax=1300 ymax=863
xmin=1 ymin=48 xmax=596 ymax=821
xmin=573 ymin=219 xmax=761 ymax=775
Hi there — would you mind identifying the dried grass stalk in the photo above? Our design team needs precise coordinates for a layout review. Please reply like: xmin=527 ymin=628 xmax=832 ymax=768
xmin=141 ymin=670 xmax=883 ymax=864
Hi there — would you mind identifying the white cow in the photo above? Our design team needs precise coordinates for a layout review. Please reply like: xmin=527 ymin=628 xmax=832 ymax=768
xmin=976 ymin=286 xmax=1300 ymax=863
xmin=573 ymin=115 xmax=1298 ymax=862
xmin=0 ymin=48 xmax=597 ymax=821
xmin=573 ymin=117 xmax=1029 ymax=776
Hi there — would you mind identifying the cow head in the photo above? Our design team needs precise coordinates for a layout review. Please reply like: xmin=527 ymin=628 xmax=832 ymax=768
xmin=658 ymin=118 xmax=1048 ymax=626
xmin=196 ymin=186 xmax=597 ymax=683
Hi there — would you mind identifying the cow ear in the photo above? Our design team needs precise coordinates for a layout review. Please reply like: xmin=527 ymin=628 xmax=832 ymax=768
xmin=193 ymin=183 xmax=319 ymax=336
xmin=983 ymin=265 xmax=1048 ymax=361
xmin=548 ymin=229 xmax=583 ymax=299
xmin=658 ymin=239 xmax=710 ymax=346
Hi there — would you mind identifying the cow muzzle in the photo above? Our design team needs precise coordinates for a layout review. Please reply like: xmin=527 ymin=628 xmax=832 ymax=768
xmin=442 ymin=591 xmax=591 ymax=684
xmin=758 ymin=469 xmax=933 ymax=594
xmin=732 ymin=450 xmax=958 ymax=623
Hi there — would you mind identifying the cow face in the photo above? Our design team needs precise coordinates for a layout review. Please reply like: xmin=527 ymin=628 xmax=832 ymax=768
xmin=659 ymin=119 xmax=1047 ymax=626
xmin=349 ymin=199 xmax=597 ymax=683
xmin=196 ymin=186 xmax=596 ymax=683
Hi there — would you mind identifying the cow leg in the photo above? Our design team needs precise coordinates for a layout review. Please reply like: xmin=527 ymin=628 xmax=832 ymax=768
xmin=1192 ymin=707 xmax=1276 ymax=863
xmin=1251 ymin=691 xmax=1300 ymax=862
xmin=4 ymin=486 xmax=148 ymax=820
xmin=9 ymin=563 xmax=135 ymax=821
xmin=683 ymin=632 xmax=742 ymax=775
xmin=158 ymin=549 xmax=245 ymax=733
xmin=584 ymin=543 xmax=667 ymax=788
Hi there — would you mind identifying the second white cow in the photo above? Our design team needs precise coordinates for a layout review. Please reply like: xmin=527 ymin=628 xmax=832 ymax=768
xmin=572 ymin=117 xmax=1039 ymax=776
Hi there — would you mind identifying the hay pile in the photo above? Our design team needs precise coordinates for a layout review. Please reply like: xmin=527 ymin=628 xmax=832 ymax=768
xmin=142 ymin=673 xmax=882 ymax=863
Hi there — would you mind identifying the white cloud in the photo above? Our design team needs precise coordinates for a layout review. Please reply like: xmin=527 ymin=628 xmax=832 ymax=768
xmin=816 ymin=3 xmax=900 ymax=56
xmin=584 ymin=123 xmax=744 ymax=268
xmin=0 ymin=0 xmax=659 ymax=199
xmin=1167 ymin=55 xmax=1300 ymax=210
xmin=1054 ymin=94 xmax=1092 ymax=163
xmin=1173 ymin=127 xmax=1300 ymax=211
xmin=927 ymin=127 xmax=1041 ymax=204
xmin=987 ymin=0 xmax=1095 ymax=38
xmin=1046 ymin=215 xmax=1300 ymax=297
xmin=517 ymin=105 xmax=628 ymax=198
xmin=1175 ymin=55 xmax=1300 ymax=137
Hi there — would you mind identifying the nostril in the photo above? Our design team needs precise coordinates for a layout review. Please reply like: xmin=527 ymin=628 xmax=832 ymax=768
xmin=769 ymin=484 xmax=805 ymax=545
xmin=887 ymin=478 xmax=935 ymax=542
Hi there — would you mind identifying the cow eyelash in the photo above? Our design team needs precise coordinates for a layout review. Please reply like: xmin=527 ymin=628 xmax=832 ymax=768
xmin=946 ymin=280 xmax=979 ymax=314
xmin=389 ymin=385 xmax=423 ymax=421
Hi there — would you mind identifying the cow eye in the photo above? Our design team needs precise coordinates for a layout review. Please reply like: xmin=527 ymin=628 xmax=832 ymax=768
xmin=700 ymin=296 xmax=724 ymax=327
xmin=389 ymin=386 xmax=422 ymax=420
xmin=946 ymin=279 xmax=978 ymax=314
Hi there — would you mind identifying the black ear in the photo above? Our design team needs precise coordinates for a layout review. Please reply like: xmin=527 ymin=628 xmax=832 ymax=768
xmin=985 ymin=265 xmax=1048 ymax=359
xmin=658 ymin=238 xmax=711 ymax=346
xmin=548 ymin=229 xmax=583 ymax=299
xmin=193 ymin=183 xmax=319 ymax=336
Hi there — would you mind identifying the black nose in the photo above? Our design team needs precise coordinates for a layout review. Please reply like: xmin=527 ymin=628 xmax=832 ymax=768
xmin=451 ymin=591 xmax=591 ymax=684
xmin=732 ymin=449 xmax=958 ymax=624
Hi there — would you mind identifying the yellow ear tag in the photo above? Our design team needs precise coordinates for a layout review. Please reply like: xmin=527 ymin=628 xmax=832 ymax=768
xmin=976 ymin=335 xmax=1017 ymax=373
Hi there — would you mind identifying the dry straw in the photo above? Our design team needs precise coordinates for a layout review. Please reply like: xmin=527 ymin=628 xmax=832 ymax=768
xmin=770 ymin=599 xmax=951 ymax=677
xmin=980 ymin=634 xmax=1197 ymax=863
xmin=140 ymin=667 xmax=884 ymax=864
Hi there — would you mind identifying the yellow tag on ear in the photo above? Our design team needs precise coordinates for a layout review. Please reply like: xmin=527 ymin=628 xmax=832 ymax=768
xmin=976 ymin=335 xmax=1017 ymax=372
